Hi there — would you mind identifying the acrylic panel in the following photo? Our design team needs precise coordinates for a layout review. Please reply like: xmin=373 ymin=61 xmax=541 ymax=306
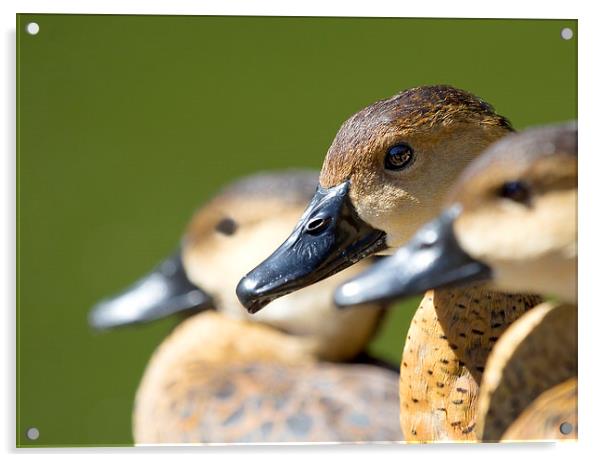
xmin=17 ymin=14 xmax=577 ymax=446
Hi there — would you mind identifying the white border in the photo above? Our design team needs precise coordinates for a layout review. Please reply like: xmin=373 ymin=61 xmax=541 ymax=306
xmin=0 ymin=0 xmax=584 ymax=18
xmin=2 ymin=1 xmax=600 ymax=461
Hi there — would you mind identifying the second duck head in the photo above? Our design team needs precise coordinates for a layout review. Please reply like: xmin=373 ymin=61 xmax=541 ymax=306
xmin=335 ymin=122 xmax=577 ymax=306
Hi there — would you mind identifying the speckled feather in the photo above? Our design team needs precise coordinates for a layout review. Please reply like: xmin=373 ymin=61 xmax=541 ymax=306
xmin=134 ymin=312 xmax=402 ymax=443
xmin=398 ymin=287 xmax=542 ymax=442
xmin=476 ymin=302 xmax=577 ymax=441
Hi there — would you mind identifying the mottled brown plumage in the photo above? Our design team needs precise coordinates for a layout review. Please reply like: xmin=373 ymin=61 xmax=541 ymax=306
xmin=134 ymin=312 xmax=402 ymax=443
xmin=399 ymin=287 xmax=541 ymax=441
xmin=476 ymin=302 xmax=577 ymax=441
xmin=502 ymin=377 xmax=577 ymax=441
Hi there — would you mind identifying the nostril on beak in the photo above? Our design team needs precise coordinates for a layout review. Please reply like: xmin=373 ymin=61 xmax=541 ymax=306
xmin=305 ymin=217 xmax=331 ymax=235
xmin=418 ymin=240 xmax=435 ymax=250
xmin=417 ymin=229 xmax=438 ymax=250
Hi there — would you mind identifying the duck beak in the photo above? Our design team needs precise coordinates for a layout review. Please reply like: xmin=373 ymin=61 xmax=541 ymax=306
xmin=236 ymin=180 xmax=387 ymax=313
xmin=334 ymin=205 xmax=492 ymax=307
xmin=88 ymin=250 xmax=212 ymax=330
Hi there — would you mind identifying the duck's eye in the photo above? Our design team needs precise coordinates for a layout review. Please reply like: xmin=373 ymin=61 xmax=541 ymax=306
xmin=385 ymin=143 xmax=415 ymax=171
xmin=499 ymin=181 xmax=531 ymax=204
xmin=215 ymin=217 xmax=238 ymax=236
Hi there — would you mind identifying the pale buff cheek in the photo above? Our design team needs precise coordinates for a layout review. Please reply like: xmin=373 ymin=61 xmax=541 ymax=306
xmin=183 ymin=214 xmax=304 ymax=317
xmin=455 ymin=192 xmax=576 ymax=263
xmin=454 ymin=193 xmax=577 ymax=301
xmin=251 ymin=262 xmax=383 ymax=360
xmin=489 ymin=254 xmax=577 ymax=302
xmin=353 ymin=185 xmax=440 ymax=249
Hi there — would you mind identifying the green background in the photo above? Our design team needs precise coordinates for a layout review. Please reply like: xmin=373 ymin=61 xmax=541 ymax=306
xmin=17 ymin=14 xmax=577 ymax=447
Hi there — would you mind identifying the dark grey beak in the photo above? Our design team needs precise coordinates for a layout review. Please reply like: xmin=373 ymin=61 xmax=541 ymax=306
xmin=88 ymin=250 xmax=212 ymax=330
xmin=236 ymin=180 xmax=387 ymax=313
xmin=334 ymin=206 xmax=492 ymax=307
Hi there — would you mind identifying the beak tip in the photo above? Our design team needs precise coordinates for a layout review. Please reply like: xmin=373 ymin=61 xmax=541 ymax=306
xmin=334 ymin=281 xmax=365 ymax=308
xmin=236 ymin=275 xmax=267 ymax=313
xmin=87 ymin=303 xmax=113 ymax=331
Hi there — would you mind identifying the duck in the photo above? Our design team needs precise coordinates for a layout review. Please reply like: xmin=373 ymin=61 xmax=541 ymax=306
xmin=336 ymin=122 xmax=577 ymax=441
xmin=236 ymin=85 xmax=542 ymax=441
xmin=89 ymin=170 xmax=402 ymax=444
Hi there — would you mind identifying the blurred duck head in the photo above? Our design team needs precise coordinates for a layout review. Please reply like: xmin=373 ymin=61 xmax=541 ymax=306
xmin=89 ymin=171 xmax=387 ymax=360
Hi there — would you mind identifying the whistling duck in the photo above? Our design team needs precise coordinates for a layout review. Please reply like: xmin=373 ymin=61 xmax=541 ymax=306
xmin=337 ymin=123 xmax=577 ymax=441
xmin=90 ymin=171 xmax=401 ymax=444
xmin=237 ymin=85 xmax=542 ymax=441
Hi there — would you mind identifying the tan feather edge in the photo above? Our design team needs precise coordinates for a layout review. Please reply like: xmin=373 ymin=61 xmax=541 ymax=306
xmin=501 ymin=377 xmax=577 ymax=441
xmin=476 ymin=302 xmax=577 ymax=441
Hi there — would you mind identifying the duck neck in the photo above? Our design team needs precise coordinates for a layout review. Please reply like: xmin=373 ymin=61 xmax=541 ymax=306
xmin=399 ymin=286 xmax=542 ymax=442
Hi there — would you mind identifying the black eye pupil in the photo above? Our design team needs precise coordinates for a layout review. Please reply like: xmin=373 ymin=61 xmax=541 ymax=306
xmin=385 ymin=143 xmax=414 ymax=170
xmin=500 ymin=181 xmax=530 ymax=203
xmin=215 ymin=217 xmax=238 ymax=236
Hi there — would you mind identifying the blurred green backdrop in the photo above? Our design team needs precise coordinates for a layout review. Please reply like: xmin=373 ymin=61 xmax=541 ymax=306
xmin=17 ymin=14 xmax=577 ymax=447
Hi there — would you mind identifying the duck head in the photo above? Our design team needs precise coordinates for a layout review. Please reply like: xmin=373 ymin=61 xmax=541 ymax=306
xmin=237 ymin=85 xmax=513 ymax=313
xmin=90 ymin=171 xmax=386 ymax=360
xmin=336 ymin=122 xmax=577 ymax=306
